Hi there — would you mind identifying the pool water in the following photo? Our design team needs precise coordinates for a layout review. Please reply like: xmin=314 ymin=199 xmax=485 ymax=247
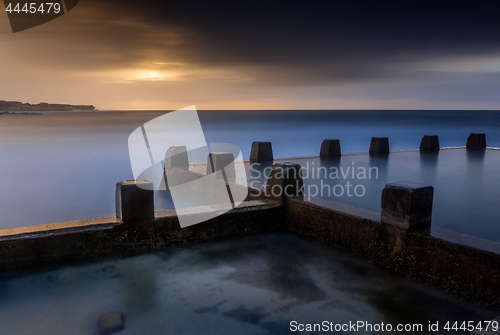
xmin=256 ymin=148 xmax=500 ymax=243
xmin=0 ymin=233 xmax=494 ymax=335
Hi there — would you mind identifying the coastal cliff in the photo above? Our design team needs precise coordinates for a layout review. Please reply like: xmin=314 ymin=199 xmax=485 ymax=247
xmin=0 ymin=100 xmax=95 ymax=111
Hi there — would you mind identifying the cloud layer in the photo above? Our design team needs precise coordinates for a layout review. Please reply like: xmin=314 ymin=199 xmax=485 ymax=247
xmin=1 ymin=0 xmax=500 ymax=109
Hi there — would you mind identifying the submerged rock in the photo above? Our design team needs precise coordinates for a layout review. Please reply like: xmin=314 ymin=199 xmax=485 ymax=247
xmin=98 ymin=312 xmax=124 ymax=335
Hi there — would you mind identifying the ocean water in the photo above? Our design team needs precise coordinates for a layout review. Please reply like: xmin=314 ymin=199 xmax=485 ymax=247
xmin=0 ymin=110 xmax=499 ymax=241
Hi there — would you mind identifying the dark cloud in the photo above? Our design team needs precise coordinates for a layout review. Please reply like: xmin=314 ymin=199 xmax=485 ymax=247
xmin=74 ymin=0 xmax=500 ymax=85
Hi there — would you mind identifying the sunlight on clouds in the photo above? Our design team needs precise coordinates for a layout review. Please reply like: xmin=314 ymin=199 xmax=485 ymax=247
xmin=79 ymin=68 xmax=180 ymax=83
xmin=76 ymin=60 xmax=258 ymax=85
xmin=127 ymin=70 xmax=176 ymax=82
xmin=3 ymin=0 xmax=500 ymax=110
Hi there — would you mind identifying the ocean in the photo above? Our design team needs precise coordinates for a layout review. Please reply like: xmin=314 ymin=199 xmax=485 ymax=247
xmin=1 ymin=110 xmax=499 ymax=241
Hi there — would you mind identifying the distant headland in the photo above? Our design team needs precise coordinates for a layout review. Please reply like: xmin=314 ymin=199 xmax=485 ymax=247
xmin=0 ymin=100 xmax=95 ymax=112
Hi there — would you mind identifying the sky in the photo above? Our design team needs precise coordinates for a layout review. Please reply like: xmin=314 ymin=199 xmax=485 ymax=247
xmin=1 ymin=0 xmax=500 ymax=110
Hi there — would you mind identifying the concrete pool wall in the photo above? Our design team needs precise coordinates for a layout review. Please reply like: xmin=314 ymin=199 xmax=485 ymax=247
xmin=0 ymin=133 xmax=499 ymax=312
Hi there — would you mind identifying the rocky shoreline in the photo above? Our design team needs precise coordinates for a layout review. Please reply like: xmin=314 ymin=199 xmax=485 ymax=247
xmin=0 ymin=100 xmax=95 ymax=112
xmin=0 ymin=111 xmax=43 ymax=115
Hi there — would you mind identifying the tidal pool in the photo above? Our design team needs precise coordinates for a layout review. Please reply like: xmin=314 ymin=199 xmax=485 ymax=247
xmin=0 ymin=233 xmax=495 ymax=334
xmin=247 ymin=148 xmax=500 ymax=243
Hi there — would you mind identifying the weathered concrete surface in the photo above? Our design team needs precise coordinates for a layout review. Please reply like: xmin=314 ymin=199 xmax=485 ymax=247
xmin=285 ymin=195 xmax=500 ymax=309
xmin=163 ymin=167 xmax=205 ymax=190
xmin=99 ymin=312 xmax=124 ymax=335
xmin=432 ymin=227 xmax=500 ymax=255
xmin=369 ymin=137 xmax=389 ymax=155
xmin=420 ymin=135 xmax=440 ymax=152
xmin=381 ymin=181 xmax=434 ymax=230
xmin=0 ymin=200 xmax=283 ymax=273
xmin=265 ymin=163 xmax=304 ymax=203
xmin=164 ymin=146 xmax=189 ymax=170
xmin=207 ymin=152 xmax=235 ymax=180
xmin=115 ymin=180 xmax=154 ymax=223
xmin=250 ymin=141 xmax=273 ymax=162
xmin=467 ymin=133 xmax=487 ymax=150
xmin=319 ymin=139 xmax=341 ymax=157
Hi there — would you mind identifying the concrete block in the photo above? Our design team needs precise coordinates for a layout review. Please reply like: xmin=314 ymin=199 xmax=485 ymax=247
xmin=320 ymin=139 xmax=341 ymax=157
xmin=250 ymin=141 xmax=273 ymax=162
xmin=115 ymin=180 xmax=154 ymax=223
xmin=265 ymin=163 xmax=304 ymax=203
xmin=164 ymin=145 xmax=189 ymax=170
xmin=207 ymin=152 xmax=235 ymax=180
xmin=99 ymin=312 xmax=124 ymax=335
xmin=381 ymin=181 xmax=434 ymax=230
xmin=420 ymin=135 xmax=440 ymax=152
xmin=466 ymin=133 xmax=486 ymax=150
xmin=369 ymin=137 xmax=389 ymax=155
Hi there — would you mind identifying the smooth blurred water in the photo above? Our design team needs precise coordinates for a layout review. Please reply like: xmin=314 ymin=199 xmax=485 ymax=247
xmin=263 ymin=149 xmax=500 ymax=242
xmin=1 ymin=110 xmax=500 ymax=240
xmin=0 ymin=233 xmax=494 ymax=335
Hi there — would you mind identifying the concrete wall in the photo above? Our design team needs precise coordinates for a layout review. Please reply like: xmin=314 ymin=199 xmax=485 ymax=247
xmin=1 ymin=193 xmax=499 ymax=309
xmin=285 ymin=195 xmax=500 ymax=309
xmin=0 ymin=200 xmax=283 ymax=273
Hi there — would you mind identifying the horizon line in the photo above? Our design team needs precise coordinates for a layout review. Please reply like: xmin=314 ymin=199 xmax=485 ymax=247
xmin=94 ymin=108 xmax=500 ymax=112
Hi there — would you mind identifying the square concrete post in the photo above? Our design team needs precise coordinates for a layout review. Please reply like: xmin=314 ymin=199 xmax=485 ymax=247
xmin=164 ymin=145 xmax=189 ymax=170
xmin=320 ymin=139 xmax=341 ymax=157
xmin=250 ymin=141 xmax=273 ymax=162
xmin=207 ymin=152 xmax=236 ymax=180
xmin=265 ymin=163 xmax=304 ymax=203
xmin=369 ymin=137 xmax=389 ymax=155
xmin=420 ymin=135 xmax=440 ymax=152
xmin=466 ymin=133 xmax=486 ymax=150
xmin=381 ymin=181 xmax=434 ymax=230
xmin=116 ymin=180 xmax=154 ymax=223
